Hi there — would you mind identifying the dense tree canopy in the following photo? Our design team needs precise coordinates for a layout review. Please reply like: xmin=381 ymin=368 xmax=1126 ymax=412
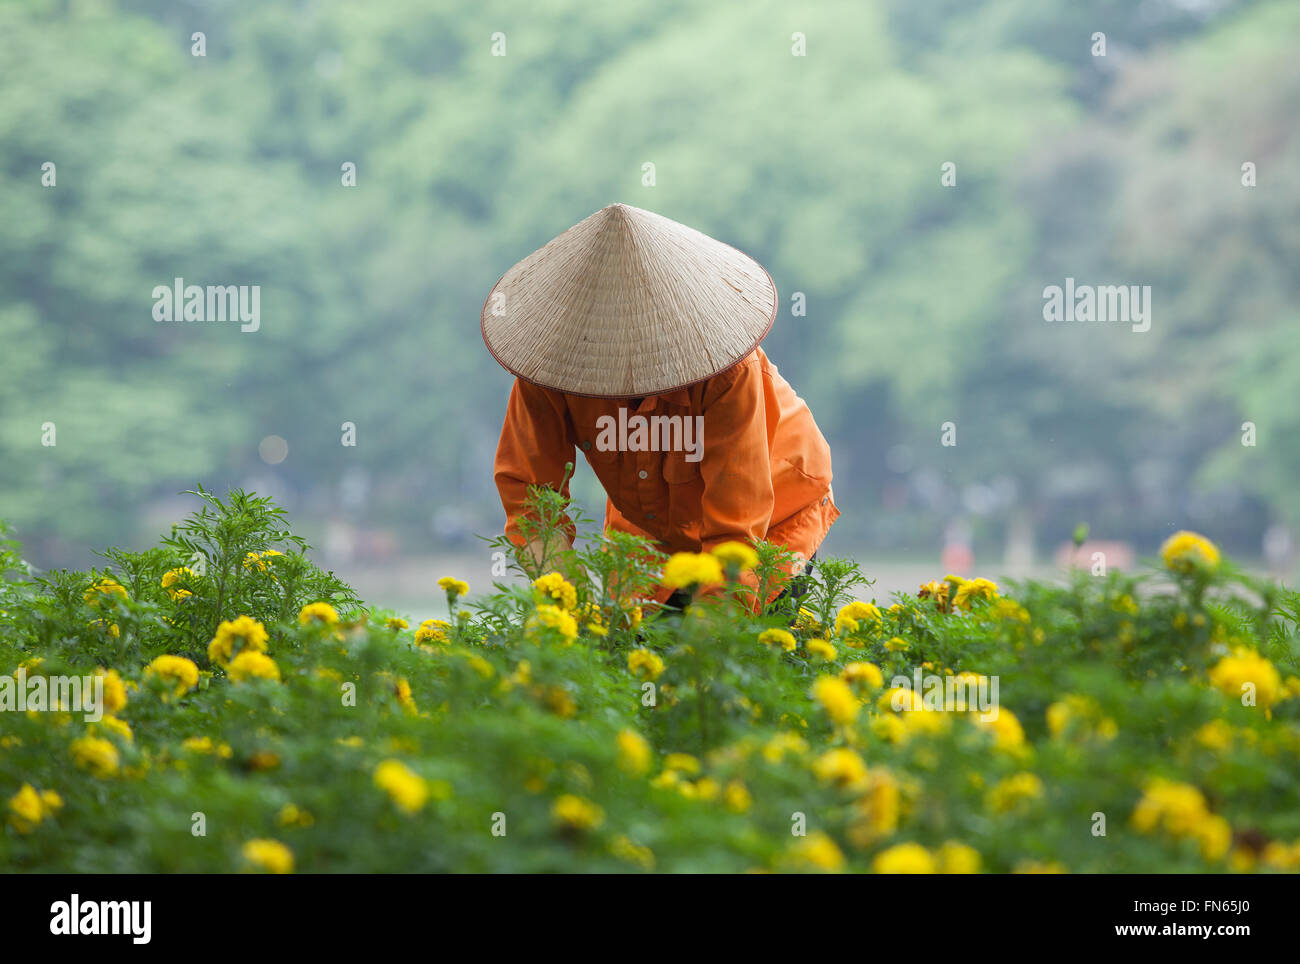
xmin=1 ymin=0 xmax=1294 ymax=568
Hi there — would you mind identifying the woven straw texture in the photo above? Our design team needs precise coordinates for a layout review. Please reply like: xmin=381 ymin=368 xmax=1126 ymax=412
xmin=481 ymin=203 xmax=777 ymax=397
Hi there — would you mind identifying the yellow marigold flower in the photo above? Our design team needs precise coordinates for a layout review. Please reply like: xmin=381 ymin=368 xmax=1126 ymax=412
xmin=953 ymin=578 xmax=999 ymax=610
xmin=532 ymin=572 xmax=577 ymax=610
xmin=8 ymin=783 xmax=63 ymax=833
xmin=95 ymin=715 xmax=133 ymax=743
xmin=790 ymin=832 xmax=846 ymax=872
xmin=945 ymin=671 xmax=987 ymax=711
xmin=1045 ymin=694 xmax=1117 ymax=742
xmin=762 ymin=731 xmax=809 ymax=763
xmin=1113 ymin=593 xmax=1139 ymax=615
xmin=650 ymin=769 xmax=680 ymax=790
xmin=242 ymin=838 xmax=294 ymax=874
xmin=806 ymin=638 xmax=837 ymax=661
xmin=207 ymin=615 xmax=269 ymax=668
xmin=384 ymin=675 xmax=417 ymax=712
xmin=841 ymin=661 xmax=884 ymax=689
xmin=87 ymin=618 xmax=120 ymax=637
xmin=1131 ymin=778 xmax=1211 ymax=837
xmin=70 ymin=735 xmax=120 ymax=778
xmin=833 ymin=615 xmax=860 ymax=638
xmin=1227 ymin=847 xmax=1256 ymax=872
xmin=226 ymin=651 xmax=281 ymax=683
xmin=972 ymin=708 xmax=1025 ymax=751
xmin=663 ymin=752 xmax=700 ymax=775
xmin=1160 ymin=530 xmax=1220 ymax=573
xmin=552 ymin=793 xmax=604 ymax=831
xmin=710 ymin=540 xmax=759 ymax=572
xmin=83 ymin=577 xmax=128 ymax=607
xmin=96 ymin=668 xmax=128 ymax=715
xmin=724 ymin=780 xmax=752 ymax=813
xmin=531 ymin=683 xmax=573 ymax=718
xmin=298 ymin=602 xmax=339 ymax=626
xmin=906 ymin=711 xmax=949 ymax=743
xmin=1046 ymin=696 xmax=1078 ymax=737
xmin=838 ymin=601 xmax=882 ymax=625
xmin=1207 ymin=648 xmax=1282 ymax=710
xmin=986 ymin=772 xmax=1044 ymax=813
xmin=1261 ymin=840 xmax=1300 ymax=871
xmin=146 ymin=655 xmax=199 ymax=698
xmin=183 ymin=736 xmax=215 ymax=754
xmin=812 ymin=675 xmax=859 ymax=726
xmin=918 ymin=580 xmax=951 ymax=611
xmin=278 ymin=803 xmax=314 ymax=828
xmin=758 ymin=628 xmax=798 ymax=652
xmin=1194 ymin=719 xmax=1234 ymax=751
xmin=793 ymin=608 xmax=822 ymax=634
xmin=872 ymin=714 xmax=906 ymax=743
xmin=384 ymin=616 xmax=408 ymax=630
xmin=438 ymin=576 xmax=470 ymax=598
xmin=374 ymin=759 xmax=430 ymax=814
xmin=242 ymin=549 xmax=283 ymax=572
xmin=626 ymin=648 xmax=664 ymax=681
xmin=884 ymin=635 xmax=910 ymax=653
xmin=1191 ymin=813 xmax=1232 ymax=861
xmin=616 ymin=729 xmax=652 ymax=775
xmin=248 ymin=750 xmax=281 ymax=771
xmin=937 ymin=841 xmax=982 ymax=874
xmin=661 ymin=552 xmax=724 ymax=590
xmin=847 ymin=770 xmax=901 ymax=847
xmin=872 ymin=842 xmax=936 ymax=874
xmin=692 ymin=777 xmax=721 ymax=801
xmin=160 ymin=567 xmax=196 ymax=601
xmin=464 ymin=654 xmax=494 ymax=679
xmin=624 ymin=604 xmax=643 ymax=630
xmin=415 ymin=618 xmax=451 ymax=646
xmin=879 ymin=686 xmax=923 ymax=713
xmin=579 ymin=601 xmax=607 ymax=637
xmin=812 ymin=748 xmax=868 ymax=788
xmin=610 ymin=834 xmax=655 ymax=869
xmin=526 ymin=604 xmax=579 ymax=645
xmin=989 ymin=598 xmax=1030 ymax=622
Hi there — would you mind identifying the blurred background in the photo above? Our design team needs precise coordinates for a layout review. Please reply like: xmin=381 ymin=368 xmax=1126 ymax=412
xmin=3 ymin=0 xmax=1298 ymax=613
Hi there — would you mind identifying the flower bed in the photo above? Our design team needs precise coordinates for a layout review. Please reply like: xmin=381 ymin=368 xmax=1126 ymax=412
xmin=2 ymin=488 xmax=1299 ymax=873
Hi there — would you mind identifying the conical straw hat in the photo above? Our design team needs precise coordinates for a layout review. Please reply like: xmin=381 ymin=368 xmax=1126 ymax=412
xmin=481 ymin=203 xmax=777 ymax=397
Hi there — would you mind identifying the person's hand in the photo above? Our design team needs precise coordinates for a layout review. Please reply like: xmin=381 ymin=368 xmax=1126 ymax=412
xmin=523 ymin=534 xmax=576 ymax=578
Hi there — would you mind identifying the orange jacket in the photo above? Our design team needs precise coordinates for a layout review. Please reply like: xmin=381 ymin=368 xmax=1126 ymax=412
xmin=493 ymin=348 xmax=840 ymax=605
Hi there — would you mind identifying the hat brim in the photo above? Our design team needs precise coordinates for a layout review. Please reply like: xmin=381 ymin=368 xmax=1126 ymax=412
xmin=481 ymin=204 xmax=778 ymax=398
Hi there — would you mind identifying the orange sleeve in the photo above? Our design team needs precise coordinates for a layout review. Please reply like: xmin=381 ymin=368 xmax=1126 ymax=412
xmin=697 ymin=360 xmax=775 ymax=552
xmin=493 ymin=379 xmax=577 ymax=547
xmin=696 ymin=360 xmax=780 ymax=612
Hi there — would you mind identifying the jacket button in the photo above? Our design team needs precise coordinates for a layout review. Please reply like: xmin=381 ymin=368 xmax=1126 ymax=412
xmin=581 ymin=441 xmax=591 ymax=451
xmin=638 ymin=470 xmax=648 ymax=479
xmin=646 ymin=513 xmax=655 ymax=520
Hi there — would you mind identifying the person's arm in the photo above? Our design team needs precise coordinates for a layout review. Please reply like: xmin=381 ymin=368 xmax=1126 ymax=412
xmin=493 ymin=379 xmax=577 ymax=570
xmin=696 ymin=361 xmax=778 ymax=609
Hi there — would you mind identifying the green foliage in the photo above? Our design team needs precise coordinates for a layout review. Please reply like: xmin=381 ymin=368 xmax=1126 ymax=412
xmin=0 ymin=487 xmax=359 ymax=669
